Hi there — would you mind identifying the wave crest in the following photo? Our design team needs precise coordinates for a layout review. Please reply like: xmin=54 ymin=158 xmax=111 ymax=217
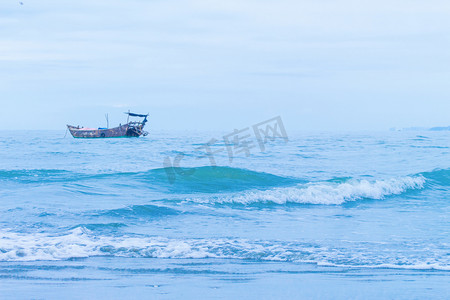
xmin=189 ymin=176 xmax=426 ymax=205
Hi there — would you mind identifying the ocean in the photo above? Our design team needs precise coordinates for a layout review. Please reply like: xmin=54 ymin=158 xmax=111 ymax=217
xmin=0 ymin=128 xmax=449 ymax=299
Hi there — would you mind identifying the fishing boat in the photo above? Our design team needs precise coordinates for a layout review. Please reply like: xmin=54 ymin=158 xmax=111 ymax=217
xmin=67 ymin=112 xmax=149 ymax=138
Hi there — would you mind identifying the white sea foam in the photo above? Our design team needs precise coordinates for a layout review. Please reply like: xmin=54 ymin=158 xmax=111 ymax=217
xmin=0 ymin=228 xmax=210 ymax=262
xmin=315 ymin=261 xmax=450 ymax=271
xmin=1 ymin=227 xmax=448 ymax=271
xmin=189 ymin=176 xmax=426 ymax=205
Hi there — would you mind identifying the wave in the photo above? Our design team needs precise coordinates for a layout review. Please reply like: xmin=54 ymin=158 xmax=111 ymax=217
xmin=142 ymin=166 xmax=297 ymax=193
xmin=188 ymin=176 xmax=426 ymax=205
xmin=1 ymin=228 xmax=448 ymax=270
xmin=96 ymin=205 xmax=180 ymax=218
xmin=0 ymin=166 xmax=297 ymax=193
xmin=0 ymin=169 xmax=75 ymax=183
xmin=2 ymin=167 xmax=449 ymax=203
xmin=72 ymin=223 xmax=127 ymax=231
xmin=420 ymin=168 xmax=450 ymax=186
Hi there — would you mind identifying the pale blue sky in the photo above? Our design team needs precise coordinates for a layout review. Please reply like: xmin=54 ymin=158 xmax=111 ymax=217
xmin=0 ymin=0 xmax=449 ymax=130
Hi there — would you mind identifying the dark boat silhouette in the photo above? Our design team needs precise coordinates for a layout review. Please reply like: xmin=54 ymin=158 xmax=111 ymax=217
xmin=67 ymin=112 xmax=149 ymax=138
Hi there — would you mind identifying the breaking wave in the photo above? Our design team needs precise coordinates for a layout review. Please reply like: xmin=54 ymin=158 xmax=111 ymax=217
xmin=189 ymin=176 xmax=426 ymax=205
xmin=0 ymin=228 xmax=448 ymax=271
xmin=2 ymin=167 xmax=449 ymax=205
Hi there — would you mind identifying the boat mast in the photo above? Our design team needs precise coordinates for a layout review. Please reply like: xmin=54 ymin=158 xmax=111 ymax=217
xmin=105 ymin=114 xmax=109 ymax=128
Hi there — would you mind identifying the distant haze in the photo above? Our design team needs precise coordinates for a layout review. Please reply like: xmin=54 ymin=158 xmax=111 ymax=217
xmin=0 ymin=0 xmax=449 ymax=131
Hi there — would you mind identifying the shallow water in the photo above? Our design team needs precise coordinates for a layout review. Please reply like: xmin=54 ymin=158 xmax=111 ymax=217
xmin=1 ymin=130 xmax=449 ymax=298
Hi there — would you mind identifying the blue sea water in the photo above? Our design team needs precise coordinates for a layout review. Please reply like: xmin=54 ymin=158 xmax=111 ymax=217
xmin=0 ymin=129 xmax=449 ymax=299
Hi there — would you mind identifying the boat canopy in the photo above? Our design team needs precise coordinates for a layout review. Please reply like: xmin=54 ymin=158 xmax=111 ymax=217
xmin=125 ymin=112 xmax=148 ymax=118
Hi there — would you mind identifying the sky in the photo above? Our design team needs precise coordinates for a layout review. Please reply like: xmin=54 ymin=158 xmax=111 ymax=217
xmin=0 ymin=0 xmax=449 ymax=131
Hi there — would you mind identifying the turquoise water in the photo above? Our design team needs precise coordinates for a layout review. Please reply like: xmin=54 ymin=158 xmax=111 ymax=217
xmin=1 ymin=130 xmax=449 ymax=299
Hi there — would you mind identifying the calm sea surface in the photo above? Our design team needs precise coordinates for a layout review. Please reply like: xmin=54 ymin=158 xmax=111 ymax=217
xmin=0 ymin=130 xmax=449 ymax=299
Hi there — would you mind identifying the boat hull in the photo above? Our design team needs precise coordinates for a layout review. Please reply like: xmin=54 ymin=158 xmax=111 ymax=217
xmin=67 ymin=124 xmax=145 ymax=138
